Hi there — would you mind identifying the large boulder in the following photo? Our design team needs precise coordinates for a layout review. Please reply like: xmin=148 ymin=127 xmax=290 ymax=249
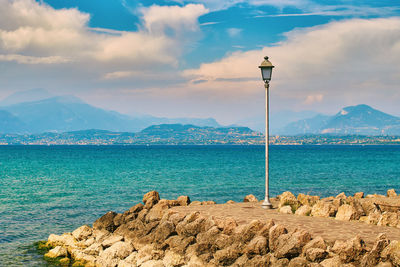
xmin=353 ymin=192 xmax=364 ymax=199
xmin=44 ymin=246 xmax=68 ymax=258
xmin=273 ymin=229 xmax=312 ymax=259
xmin=243 ymin=194 xmax=258 ymax=203
xmin=305 ymin=248 xmax=327 ymax=262
xmin=72 ymin=225 xmax=92 ymax=241
xmin=213 ymin=246 xmax=241 ymax=266
xmin=381 ymin=240 xmax=400 ymax=265
xmin=335 ymin=204 xmax=360 ymax=221
xmin=269 ymin=224 xmax=288 ymax=252
xmin=302 ymin=236 xmax=327 ymax=254
xmin=295 ymin=205 xmax=312 ymax=216
xmin=244 ymin=236 xmax=268 ymax=256
xmin=278 ymin=205 xmax=293 ymax=214
xmin=360 ymin=233 xmax=390 ymax=267
xmin=311 ymin=201 xmax=336 ymax=217
xmin=297 ymin=193 xmax=319 ymax=206
xmin=278 ymin=191 xmax=300 ymax=210
xmin=387 ymin=189 xmax=397 ymax=197
xmin=143 ymin=191 xmax=160 ymax=209
xmin=377 ymin=212 xmax=399 ymax=227
xmin=331 ymin=236 xmax=366 ymax=263
xmin=177 ymin=195 xmax=190 ymax=206
xmin=93 ymin=211 xmax=118 ymax=232
xmin=162 ymin=250 xmax=184 ymax=267
xmin=98 ymin=241 xmax=134 ymax=267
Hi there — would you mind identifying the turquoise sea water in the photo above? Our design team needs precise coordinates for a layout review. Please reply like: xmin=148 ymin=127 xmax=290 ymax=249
xmin=1 ymin=145 xmax=400 ymax=266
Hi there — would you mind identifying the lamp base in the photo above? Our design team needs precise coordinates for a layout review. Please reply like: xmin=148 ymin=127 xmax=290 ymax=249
xmin=261 ymin=199 xmax=273 ymax=209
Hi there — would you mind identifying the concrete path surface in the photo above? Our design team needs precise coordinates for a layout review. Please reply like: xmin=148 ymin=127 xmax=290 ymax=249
xmin=171 ymin=201 xmax=400 ymax=247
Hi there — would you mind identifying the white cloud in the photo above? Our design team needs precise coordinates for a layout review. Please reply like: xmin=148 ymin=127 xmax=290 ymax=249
xmin=183 ymin=17 xmax=400 ymax=114
xmin=0 ymin=0 xmax=208 ymax=69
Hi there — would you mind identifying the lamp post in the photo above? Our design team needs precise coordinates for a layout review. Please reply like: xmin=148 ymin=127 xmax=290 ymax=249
xmin=259 ymin=56 xmax=274 ymax=209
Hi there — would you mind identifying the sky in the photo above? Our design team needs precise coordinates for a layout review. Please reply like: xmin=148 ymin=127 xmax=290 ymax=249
xmin=0 ymin=0 xmax=400 ymax=125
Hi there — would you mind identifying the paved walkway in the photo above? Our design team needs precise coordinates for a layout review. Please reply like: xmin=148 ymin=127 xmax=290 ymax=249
xmin=171 ymin=201 xmax=400 ymax=247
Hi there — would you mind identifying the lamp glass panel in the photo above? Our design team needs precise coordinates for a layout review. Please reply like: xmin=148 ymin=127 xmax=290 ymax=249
xmin=261 ymin=67 xmax=272 ymax=81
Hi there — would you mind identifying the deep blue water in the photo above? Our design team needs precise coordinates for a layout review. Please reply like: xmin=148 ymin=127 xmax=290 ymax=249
xmin=1 ymin=145 xmax=400 ymax=266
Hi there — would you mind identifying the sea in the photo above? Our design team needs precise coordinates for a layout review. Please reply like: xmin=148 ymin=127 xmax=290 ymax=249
xmin=1 ymin=145 xmax=400 ymax=266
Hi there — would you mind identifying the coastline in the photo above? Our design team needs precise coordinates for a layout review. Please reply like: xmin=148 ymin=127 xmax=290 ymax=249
xmin=41 ymin=190 xmax=400 ymax=266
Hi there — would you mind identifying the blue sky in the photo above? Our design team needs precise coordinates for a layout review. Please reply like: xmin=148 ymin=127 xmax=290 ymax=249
xmin=0 ymin=0 xmax=400 ymax=124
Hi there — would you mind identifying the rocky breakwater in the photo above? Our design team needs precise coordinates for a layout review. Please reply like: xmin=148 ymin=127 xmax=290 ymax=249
xmin=277 ymin=189 xmax=400 ymax=229
xmin=42 ymin=190 xmax=400 ymax=266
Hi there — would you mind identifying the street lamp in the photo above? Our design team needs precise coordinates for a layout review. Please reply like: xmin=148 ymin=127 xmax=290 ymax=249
xmin=259 ymin=56 xmax=274 ymax=209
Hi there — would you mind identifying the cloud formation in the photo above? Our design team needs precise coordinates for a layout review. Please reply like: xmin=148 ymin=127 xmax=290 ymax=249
xmin=0 ymin=0 xmax=208 ymax=70
xmin=183 ymin=17 xmax=400 ymax=114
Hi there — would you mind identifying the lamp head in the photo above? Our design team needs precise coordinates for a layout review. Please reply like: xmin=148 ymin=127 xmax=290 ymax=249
xmin=259 ymin=56 xmax=274 ymax=82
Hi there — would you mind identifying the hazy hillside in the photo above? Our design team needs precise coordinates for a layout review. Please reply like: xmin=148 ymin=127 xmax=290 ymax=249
xmin=0 ymin=90 xmax=222 ymax=134
xmin=281 ymin=104 xmax=400 ymax=135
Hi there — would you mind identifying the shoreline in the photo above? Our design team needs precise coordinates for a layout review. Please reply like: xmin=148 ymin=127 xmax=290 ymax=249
xmin=40 ymin=190 xmax=400 ymax=266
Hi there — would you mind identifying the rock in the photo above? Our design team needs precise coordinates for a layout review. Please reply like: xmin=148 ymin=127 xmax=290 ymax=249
xmin=176 ymin=195 xmax=190 ymax=206
xmin=335 ymin=192 xmax=347 ymax=199
xmin=215 ymin=217 xmax=238 ymax=235
xmin=214 ymin=246 xmax=240 ymax=265
xmin=47 ymin=233 xmax=76 ymax=248
xmin=306 ymin=248 xmax=328 ymax=262
xmin=377 ymin=212 xmax=399 ymax=227
xmin=332 ymin=198 xmax=345 ymax=209
xmin=320 ymin=256 xmax=342 ymax=267
xmin=240 ymin=220 xmax=265 ymax=243
xmin=72 ymin=225 xmax=92 ymax=241
xmin=387 ymin=189 xmax=397 ymax=197
xmin=154 ymin=220 xmax=175 ymax=242
xmin=311 ymin=201 xmax=336 ymax=218
xmin=278 ymin=205 xmax=293 ymax=214
xmin=303 ymin=236 xmax=327 ymax=253
xmin=201 ymin=200 xmax=216 ymax=205
xmin=243 ymin=194 xmax=258 ymax=202
xmin=59 ymin=258 xmax=70 ymax=266
xmin=246 ymin=254 xmax=271 ymax=266
xmin=93 ymin=211 xmax=118 ymax=232
xmin=98 ymin=241 xmax=134 ymax=266
xmin=297 ymin=194 xmax=319 ymax=206
xmin=376 ymin=262 xmax=393 ymax=267
xmin=189 ymin=201 xmax=202 ymax=206
xmin=83 ymin=242 xmax=103 ymax=256
xmin=166 ymin=235 xmax=195 ymax=254
xmin=163 ymin=250 xmax=184 ymax=267
xmin=269 ymin=224 xmax=288 ymax=252
xmin=258 ymin=219 xmax=275 ymax=238
xmin=226 ymin=200 xmax=235 ymax=204
xmin=295 ymin=205 xmax=312 ymax=216
xmin=128 ymin=203 xmax=144 ymax=214
xmin=278 ymin=191 xmax=300 ymax=210
xmin=143 ymin=191 xmax=160 ymax=209
xmin=331 ymin=236 xmax=366 ymax=263
xmin=141 ymin=260 xmax=164 ymax=267
xmin=244 ymin=236 xmax=268 ymax=256
xmin=288 ymin=257 xmax=310 ymax=267
xmin=270 ymin=257 xmax=290 ymax=267
xmin=101 ymin=234 xmax=124 ymax=248
xmin=44 ymin=246 xmax=68 ymax=258
xmin=360 ymin=233 xmax=390 ymax=266
xmin=274 ymin=229 xmax=312 ymax=259
xmin=335 ymin=204 xmax=359 ymax=221
xmin=118 ymin=252 xmax=138 ymax=267
xmin=176 ymin=212 xmax=205 ymax=237
xmin=353 ymin=192 xmax=364 ymax=199
xmin=366 ymin=210 xmax=381 ymax=225
xmin=381 ymin=240 xmax=400 ymax=265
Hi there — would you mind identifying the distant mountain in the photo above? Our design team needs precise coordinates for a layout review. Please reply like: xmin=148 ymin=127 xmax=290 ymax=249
xmin=237 ymin=110 xmax=319 ymax=133
xmin=0 ymin=88 xmax=54 ymax=106
xmin=0 ymin=110 xmax=26 ymax=134
xmin=0 ymin=92 xmax=222 ymax=134
xmin=280 ymin=104 xmax=400 ymax=135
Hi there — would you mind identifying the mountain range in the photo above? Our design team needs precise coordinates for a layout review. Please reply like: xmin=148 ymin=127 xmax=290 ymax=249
xmin=280 ymin=104 xmax=400 ymax=135
xmin=1 ymin=89 xmax=400 ymax=136
xmin=0 ymin=89 xmax=220 ymax=134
